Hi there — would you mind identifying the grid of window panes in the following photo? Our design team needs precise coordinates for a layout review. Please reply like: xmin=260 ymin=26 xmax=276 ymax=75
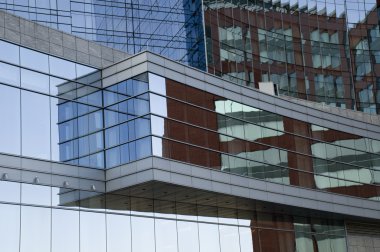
xmin=0 ymin=39 xmax=104 ymax=167
xmin=0 ymin=0 xmax=206 ymax=70
xmin=0 ymin=179 xmax=347 ymax=252
xmin=103 ymin=74 xmax=151 ymax=169
xmin=149 ymin=77 xmax=380 ymax=200
xmin=203 ymin=0 xmax=380 ymax=114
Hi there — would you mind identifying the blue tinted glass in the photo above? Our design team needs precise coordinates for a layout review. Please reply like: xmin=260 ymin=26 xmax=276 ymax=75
xmin=0 ymin=63 xmax=20 ymax=86
xmin=105 ymin=126 xmax=119 ymax=148
xmin=104 ymin=90 xmax=119 ymax=107
xmin=78 ymin=136 xmax=89 ymax=157
xmin=0 ymin=85 xmax=20 ymax=155
xmin=128 ymin=120 xmax=136 ymax=141
xmin=133 ymin=79 xmax=149 ymax=95
xmin=49 ymin=56 xmax=76 ymax=79
xmin=90 ymin=152 xmax=104 ymax=169
xmin=105 ymin=109 xmax=119 ymax=128
xmin=21 ymin=91 xmax=50 ymax=160
xmin=20 ymin=47 xmax=49 ymax=73
xmin=135 ymin=137 xmax=151 ymax=160
xmin=88 ymin=110 xmax=103 ymax=133
xmin=77 ymin=115 xmax=89 ymax=137
xmin=0 ymin=40 xmax=19 ymax=65
xmin=89 ymin=132 xmax=103 ymax=153
xmin=135 ymin=117 xmax=150 ymax=139
xmin=21 ymin=69 xmax=49 ymax=93
xmin=79 ymin=156 xmax=90 ymax=167
xmin=59 ymin=119 xmax=77 ymax=142
xmin=129 ymin=141 xmax=136 ymax=162
xmin=58 ymin=101 xmax=77 ymax=122
xmin=119 ymin=123 xmax=129 ymax=144
xmin=106 ymin=147 xmax=120 ymax=168
xmin=120 ymin=144 xmax=130 ymax=164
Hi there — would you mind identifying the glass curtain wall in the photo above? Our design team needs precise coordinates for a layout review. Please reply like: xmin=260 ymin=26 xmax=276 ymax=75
xmin=0 ymin=0 xmax=206 ymax=70
xmin=203 ymin=0 xmax=380 ymax=114
xmin=0 ymin=179 xmax=347 ymax=252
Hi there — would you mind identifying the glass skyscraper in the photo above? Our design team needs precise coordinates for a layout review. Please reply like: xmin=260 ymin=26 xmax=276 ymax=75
xmin=0 ymin=1 xmax=379 ymax=252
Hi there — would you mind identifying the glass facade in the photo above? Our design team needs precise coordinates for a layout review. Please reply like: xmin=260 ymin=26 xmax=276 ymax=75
xmin=0 ymin=39 xmax=153 ymax=169
xmin=204 ymin=0 xmax=380 ymax=114
xmin=0 ymin=0 xmax=206 ymax=70
xmin=149 ymin=75 xmax=380 ymax=201
xmin=0 ymin=179 xmax=348 ymax=252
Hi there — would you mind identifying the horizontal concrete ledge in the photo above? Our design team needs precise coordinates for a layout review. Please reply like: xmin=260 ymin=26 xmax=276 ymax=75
xmin=102 ymin=51 xmax=380 ymax=140
xmin=106 ymin=157 xmax=380 ymax=220
xmin=0 ymin=10 xmax=129 ymax=69
xmin=0 ymin=153 xmax=105 ymax=192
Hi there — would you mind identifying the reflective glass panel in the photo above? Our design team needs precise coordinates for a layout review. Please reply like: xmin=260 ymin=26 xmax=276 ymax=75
xmin=52 ymin=209 xmax=80 ymax=252
xmin=0 ymin=63 xmax=20 ymax=86
xmin=0 ymin=204 xmax=20 ymax=252
xmin=21 ymin=91 xmax=51 ymax=160
xmin=20 ymin=206 xmax=51 ymax=252
xmin=0 ymin=40 xmax=19 ymax=64
xmin=177 ymin=221 xmax=200 ymax=252
xmin=155 ymin=219 xmax=177 ymax=252
xmin=20 ymin=47 xmax=49 ymax=73
xmin=131 ymin=216 xmax=155 ymax=252
xmin=0 ymin=85 xmax=20 ymax=155
xmin=106 ymin=214 xmax=132 ymax=252
xmin=80 ymin=211 xmax=106 ymax=252
xmin=21 ymin=183 xmax=51 ymax=206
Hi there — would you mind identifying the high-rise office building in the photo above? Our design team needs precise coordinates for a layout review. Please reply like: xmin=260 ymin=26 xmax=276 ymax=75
xmin=0 ymin=1 xmax=379 ymax=252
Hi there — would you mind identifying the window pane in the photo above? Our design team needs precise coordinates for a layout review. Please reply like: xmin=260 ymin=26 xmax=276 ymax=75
xmin=219 ymin=225 xmax=240 ymax=252
xmin=21 ymin=91 xmax=51 ymax=160
xmin=21 ymin=183 xmax=51 ymax=206
xmin=107 ymin=214 xmax=132 ymax=252
xmin=0 ymin=204 xmax=20 ymax=252
xmin=0 ymin=40 xmax=19 ymax=64
xmin=0 ymin=63 xmax=20 ymax=86
xmin=155 ymin=219 xmax=177 ymax=252
xmin=49 ymin=56 xmax=76 ymax=79
xmin=177 ymin=221 xmax=199 ymax=252
xmin=199 ymin=223 xmax=220 ymax=252
xmin=20 ymin=47 xmax=49 ymax=73
xmin=21 ymin=69 xmax=49 ymax=93
xmin=80 ymin=211 xmax=106 ymax=252
xmin=0 ymin=85 xmax=20 ymax=155
xmin=131 ymin=216 xmax=155 ymax=252
xmin=20 ymin=206 xmax=51 ymax=252
xmin=52 ymin=209 xmax=79 ymax=252
xmin=239 ymin=227 xmax=254 ymax=252
xmin=0 ymin=181 xmax=20 ymax=203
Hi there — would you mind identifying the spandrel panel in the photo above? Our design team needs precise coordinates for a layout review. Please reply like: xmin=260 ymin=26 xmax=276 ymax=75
xmin=0 ymin=85 xmax=20 ymax=155
xmin=20 ymin=206 xmax=51 ymax=252
xmin=0 ymin=204 xmax=20 ymax=252
xmin=52 ymin=209 xmax=80 ymax=252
